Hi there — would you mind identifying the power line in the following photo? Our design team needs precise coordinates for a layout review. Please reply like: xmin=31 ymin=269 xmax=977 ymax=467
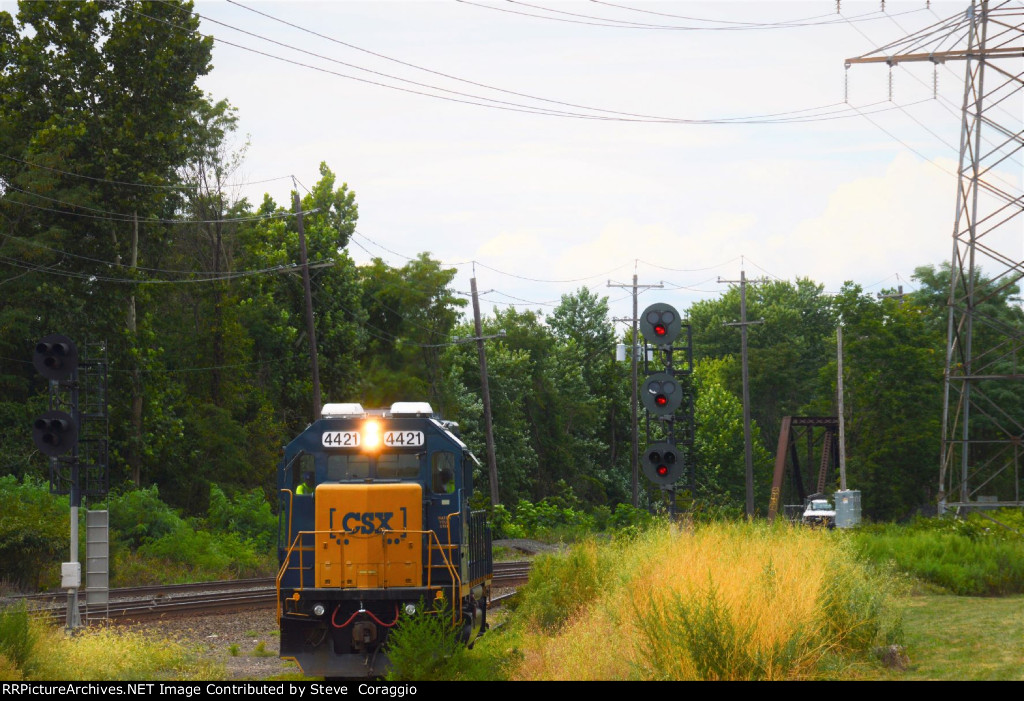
xmin=142 ymin=0 xmax=924 ymax=125
xmin=0 ymin=249 xmax=337 ymax=286
xmin=0 ymin=152 xmax=294 ymax=191
xmin=458 ymin=0 xmax=929 ymax=31
xmin=590 ymin=0 xmax=891 ymax=28
xmin=473 ymin=259 xmax=633 ymax=283
xmin=637 ymin=255 xmax=743 ymax=273
xmin=1 ymin=185 xmax=314 ymax=224
xmin=0 ymin=232 xmax=332 ymax=279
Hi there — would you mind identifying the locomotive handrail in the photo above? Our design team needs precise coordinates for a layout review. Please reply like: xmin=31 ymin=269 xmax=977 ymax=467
xmin=392 ymin=528 xmax=462 ymax=625
xmin=276 ymin=527 xmax=463 ymax=625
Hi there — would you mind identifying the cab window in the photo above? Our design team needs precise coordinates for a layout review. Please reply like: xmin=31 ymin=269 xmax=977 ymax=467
xmin=376 ymin=453 xmax=421 ymax=479
xmin=327 ymin=454 xmax=370 ymax=480
xmin=291 ymin=453 xmax=314 ymax=491
xmin=431 ymin=451 xmax=456 ymax=493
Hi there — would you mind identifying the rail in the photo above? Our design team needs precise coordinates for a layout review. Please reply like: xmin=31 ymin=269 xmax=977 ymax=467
xmin=16 ymin=562 xmax=528 ymax=627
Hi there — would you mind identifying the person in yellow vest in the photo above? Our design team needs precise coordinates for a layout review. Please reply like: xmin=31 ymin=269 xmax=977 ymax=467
xmin=440 ymin=468 xmax=455 ymax=494
xmin=296 ymin=472 xmax=313 ymax=495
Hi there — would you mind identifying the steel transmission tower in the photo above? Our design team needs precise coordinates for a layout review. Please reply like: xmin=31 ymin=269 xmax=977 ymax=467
xmin=847 ymin=1 xmax=1024 ymax=512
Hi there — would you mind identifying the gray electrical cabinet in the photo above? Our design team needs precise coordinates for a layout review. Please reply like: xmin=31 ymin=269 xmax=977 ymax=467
xmin=85 ymin=509 xmax=109 ymax=621
xmin=834 ymin=490 xmax=862 ymax=528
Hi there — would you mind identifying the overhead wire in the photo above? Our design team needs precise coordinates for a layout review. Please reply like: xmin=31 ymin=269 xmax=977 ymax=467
xmin=0 ymin=231 xmax=335 ymax=280
xmin=637 ymin=256 xmax=743 ymax=273
xmin=142 ymin=0 xmax=927 ymax=125
xmin=0 ymin=250 xmax=332 ymax=285
xmin=0 ymin=183 xmax=313 ymax=224
xmin=842 ymin=4 xmax=1024 ymax=190
xmin=589 ymin=0 xmax=864 ymax=28
xmin=0 ymin=152 xmax=294 ymax=192
xmin=458 ymin=0 xmax=931 ymax=31
xmin=471 ymin=259 xmax=632 ymax=283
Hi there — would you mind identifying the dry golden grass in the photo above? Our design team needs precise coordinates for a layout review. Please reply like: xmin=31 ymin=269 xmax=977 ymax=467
xmin=508 ymin=521 xmax=900 ymax=680
xmin=24 ymin=621 xmax=223 ymax=680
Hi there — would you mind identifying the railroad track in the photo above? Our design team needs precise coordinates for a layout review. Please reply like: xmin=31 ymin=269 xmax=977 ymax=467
xmin=18 ymin=561 xmax=531 ymax=624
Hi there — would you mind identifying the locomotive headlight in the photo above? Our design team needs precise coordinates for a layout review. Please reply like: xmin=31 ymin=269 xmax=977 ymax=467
xmin=362 ymin=419 xmax=382 ymax=451
xmin=404 ymin=603 xmax=417 ymax=616
xmin=312 ymin=604 xmax=326 ymax=617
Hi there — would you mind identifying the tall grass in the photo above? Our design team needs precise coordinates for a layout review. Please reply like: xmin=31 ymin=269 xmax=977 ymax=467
xmin=506 ymin=522 xmax=903 ymax=680
xmin=852 ymin=520 xmax=1024 ymax=596
xmin=0 ymin=602 xmax=37 ymax=679
xmin=0 ymin=603 xmax=221 ymax=680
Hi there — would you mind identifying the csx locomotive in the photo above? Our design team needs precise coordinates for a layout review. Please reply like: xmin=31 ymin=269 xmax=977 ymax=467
xmin=276 ymin=402 xmax=493 ymax=678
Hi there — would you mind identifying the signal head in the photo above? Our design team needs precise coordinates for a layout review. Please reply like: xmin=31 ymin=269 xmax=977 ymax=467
xmin=33 ymin=334 xmax=78 ymax=381
xmin=32 ymin=409 xmax=78 ymax=456
xmin=642 ymin=441 xmax=683 ymax=486
xmin=641 ymin=372 xmax=682 ymax=416
xmin=639 ymin=303 xmax=681 ymax=347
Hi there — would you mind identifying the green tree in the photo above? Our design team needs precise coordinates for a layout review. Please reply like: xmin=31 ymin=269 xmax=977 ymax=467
xmin=687 ymin=278 xmax=836 ymax=456
xmin=809 ymin=284 xmax=944 ymax=520
xmin=693 ymin=357 xmax=772 ymax=511
xmin=357 ymin=254 xmax=465 ymax=409
xmin=236 ymin=163 xmax=361 ymax=434
xmin=0 ymin=0 xmax=227 ymax=491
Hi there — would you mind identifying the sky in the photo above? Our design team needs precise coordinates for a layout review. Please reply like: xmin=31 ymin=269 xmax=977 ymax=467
xmin=8 ymin=0 xmax=1021 ymax=328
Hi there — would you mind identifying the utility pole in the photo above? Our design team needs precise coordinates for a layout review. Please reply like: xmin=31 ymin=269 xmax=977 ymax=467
xmin=719 ymin=270 xmax=765 ymax=518
xmin=837 ymin=325 xmax=847 ymax=492
xmin=847 ymin=0 xmax=1024 ymax=511
xmin=609 ymin=274 xmax=663 ymax=507
xmin=469 ymin=277 xmax=501 ymax=506
xmin=293 ymin=185 xmax=321 ymax=421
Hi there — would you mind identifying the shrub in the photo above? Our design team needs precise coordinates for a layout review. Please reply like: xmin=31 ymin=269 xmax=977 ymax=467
xmin=851 ymin=516 xmax=1024 ymax=595
xmin=488 ymin=504 xmax=525 ymax=540
xmin=106 ymin=486 xmax=182 ymax=549
xmin=207 ymin=485 xmax=277 ymax=552
xmin=608 ymin=502 xmax=654 ymax=531
xmin=138 ymin=524 xmax=271 ymax=580
xmin=384 ymin=599 xmax=505 ymax=681
xmin=512 ymin=498 xmax=595 ymax=540
xmin=0 ymin=476 xmax=68 ymax=589
xmin=384 ymin=600 xmax=466 ymax=681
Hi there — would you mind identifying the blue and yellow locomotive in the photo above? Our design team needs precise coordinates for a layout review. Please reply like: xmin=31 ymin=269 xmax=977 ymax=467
xmin=276 ymin=401 xmax=492 ymax=678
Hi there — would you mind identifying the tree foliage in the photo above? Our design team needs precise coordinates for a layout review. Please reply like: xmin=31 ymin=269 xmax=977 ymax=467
xmin=2 ymin=1 xmax=1022 ymax=546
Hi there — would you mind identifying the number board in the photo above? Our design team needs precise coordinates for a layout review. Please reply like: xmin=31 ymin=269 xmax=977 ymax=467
xmin=320 ymin=430 xmax=424 ymax=448
xmin=384 ymin=431 xmax=423 ymax=448
xmin=321 ymin=431 xmax=360 ymax=448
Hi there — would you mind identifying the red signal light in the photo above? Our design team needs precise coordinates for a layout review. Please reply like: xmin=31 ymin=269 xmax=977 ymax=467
xmin=656 ymin=464 xmax=669 ymax=476
xmin=654 ymin=323 xmax=667 ymax=336
xmin=655 ymin=395 xmax=667 ymax=406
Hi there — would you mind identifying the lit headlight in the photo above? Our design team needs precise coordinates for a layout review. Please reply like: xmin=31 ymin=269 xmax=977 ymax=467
xmin=404 ymin=603 xmax=417 ymax=616
xmin=363 ymin=419 xmax=381 ymax=451
xmin=312 ymin=604 xmax=326 ymax=617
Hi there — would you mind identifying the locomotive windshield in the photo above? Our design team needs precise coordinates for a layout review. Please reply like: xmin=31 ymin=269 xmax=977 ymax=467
xmin=325 ymin=452 xmax=420 ymax=481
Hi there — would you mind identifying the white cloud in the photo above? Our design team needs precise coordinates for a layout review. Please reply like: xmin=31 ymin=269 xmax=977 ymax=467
xmin=779 ymin=152 xmax=958 ymax=290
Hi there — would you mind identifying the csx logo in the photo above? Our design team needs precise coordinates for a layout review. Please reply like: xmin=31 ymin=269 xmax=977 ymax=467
xmin=340 ymin=511 xmax=394 ymax=534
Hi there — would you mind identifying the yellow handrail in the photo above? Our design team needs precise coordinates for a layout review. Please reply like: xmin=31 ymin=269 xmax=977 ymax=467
xmin=275 ymin=527 xmax=464 ymax=625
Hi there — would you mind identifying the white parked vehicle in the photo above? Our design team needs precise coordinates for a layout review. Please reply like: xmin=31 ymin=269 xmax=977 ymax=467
xmin=802 ymin=497 xmax=837 ymax=529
